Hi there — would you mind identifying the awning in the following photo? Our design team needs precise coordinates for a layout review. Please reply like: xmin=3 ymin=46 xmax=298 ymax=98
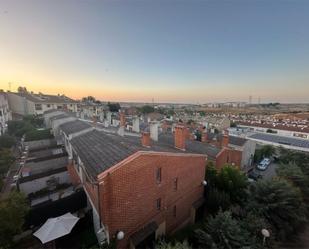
xmin=130 ymin=221 xmax=158 ymax=246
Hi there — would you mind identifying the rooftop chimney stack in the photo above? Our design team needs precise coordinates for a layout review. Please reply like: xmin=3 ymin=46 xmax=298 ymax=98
xmin=141 ymin=132 xmax=151 ymax=147
xmin=201 ymin=132 xmax=208 ymax=142
xmin=222 ymin=130 xmax=229 ymax=147
xmin=119 ymin=110 xmax=126 ymax=127
xmin=174 ymin=125 xmax=186 ymax=151
xmin=133 ymin=116 xmax=140 ymax=133
xmin=149 ymin=122 xmax=159 ymax=141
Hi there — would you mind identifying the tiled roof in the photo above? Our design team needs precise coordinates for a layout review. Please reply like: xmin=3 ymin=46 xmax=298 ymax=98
xmin=229 ymin=136 xmax=247 ymax=146
xmin=70 ymin=129 xmax=221 ymax=178
xmin=59 ymin=120 xmax=92 ymax=136
xmin=14 ymin=92 xmax=77 ymax=104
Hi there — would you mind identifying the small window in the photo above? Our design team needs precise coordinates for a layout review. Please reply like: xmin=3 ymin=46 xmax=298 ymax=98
xmin=173 ymin=205 xmax=177 ymax=217
xmin=156 ymin=198 xmax=161 ymax=210
xmin=156 ymin=168 xmax=161 ymax=183
xmin=35 ymin=104 xmax=42 ymax=110
xmin=174 ymin=177 xmax=178 ymax=190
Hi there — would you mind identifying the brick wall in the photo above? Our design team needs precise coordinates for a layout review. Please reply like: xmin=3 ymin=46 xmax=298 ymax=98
xmin=215 ymin=148 xmax=242 ymax=170
xmin=99 ymin=152 xmax=206 ymax=248
xmin=67 ymin=163 xmax=81 ymax=186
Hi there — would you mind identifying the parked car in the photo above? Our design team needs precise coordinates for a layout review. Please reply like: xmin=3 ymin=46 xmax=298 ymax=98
xmin=248 ymin=170 xmax=262 ymax=181
xmin=256 ymin=158 xmax=271 ymax=171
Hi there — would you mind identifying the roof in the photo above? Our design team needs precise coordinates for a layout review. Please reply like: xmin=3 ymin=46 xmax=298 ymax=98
xmin=249 ymin=133 xmax=309 ymax=149
xmin=229 ymin=136 xmax=247 ymax=147
xmin=13 ymin=92 xmax=77 ymax=104
xmin=70 ymin=129 xmax=220 ymax=178
xmin=59 ymin=120 xmax=92 ymax=136
xmin=50 ymin=113 xmax=75 ymax=121
xmin=238 ymin=121 xmax=309 ymax=134
xmin=23 ymin=156 xmax=68 ymax=175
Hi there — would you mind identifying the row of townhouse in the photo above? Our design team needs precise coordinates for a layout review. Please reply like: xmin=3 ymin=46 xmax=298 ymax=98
xmin=0 ymin=91 xmax=12 ymax=135
xmin=45 ymin=109 xmax=254 ymax=248
xmin=6 ymin=91 xmax=78 ymax=116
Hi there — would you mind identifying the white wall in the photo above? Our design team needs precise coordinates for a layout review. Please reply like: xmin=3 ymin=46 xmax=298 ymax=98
xmin=19 ymin=171 xmax=70 ymax=195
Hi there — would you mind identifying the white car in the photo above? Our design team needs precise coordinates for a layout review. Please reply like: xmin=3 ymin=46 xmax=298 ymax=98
xmin=257 ymin=158 xmax=271 ymax=171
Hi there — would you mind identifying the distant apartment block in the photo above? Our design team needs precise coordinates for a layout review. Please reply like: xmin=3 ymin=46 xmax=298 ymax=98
xmin=0 ymin=91 xmax=12 ymax=135
xmin=6 ymin=90 xmax=78 ymax=116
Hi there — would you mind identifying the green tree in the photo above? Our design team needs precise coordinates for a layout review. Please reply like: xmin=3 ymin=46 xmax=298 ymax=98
xmin=139 ymin=105 xmax=155 ymax=114
xmin=0 ymin=149 xmax=15 ymax=177
xmin=254 ymin=145 xmax=276 ymax=163
xmin=246 ymin=179 xmax=307 ymax=240
xmin=0 ymin=134 xmax=16 ymax=149
xmin=194 ymin=211 xmax=253 ymax=249
xmin=107 ymin=102 xmax=121 ymax=112
xmin=276 ymin=163 xmax=309 ymax=203
xmin=0 ymin=191 xmax=29 ymax=248
xmin=215 ymin=166 xmax=248 ymax=204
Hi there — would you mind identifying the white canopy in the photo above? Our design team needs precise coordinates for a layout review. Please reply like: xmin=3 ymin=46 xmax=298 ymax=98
xmin=33 ymin=212 xmax=80 ymax=244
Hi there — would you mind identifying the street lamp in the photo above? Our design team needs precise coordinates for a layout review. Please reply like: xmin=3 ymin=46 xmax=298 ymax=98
xmin=261 ymin=228 xmax=270 ymax=246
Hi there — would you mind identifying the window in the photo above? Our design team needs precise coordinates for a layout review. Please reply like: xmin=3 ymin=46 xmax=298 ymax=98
xmin=156 ymin=198 xmax=161 ymax=210
xmin=156 ymin=168 xmax=161 ymax=183
xmin=174 ymin=177 xmax=178 ymax=190
xmin=47 ymin=104 xmax=51 ymax=108
xmin=173 ymin=205 xmax=177 ymax=217
xmin=35 ymin=104 xmax=42 ymax=110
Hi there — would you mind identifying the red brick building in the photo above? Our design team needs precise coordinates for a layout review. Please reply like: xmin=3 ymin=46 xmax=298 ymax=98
xmin=64 ymin=126 xmax=207 ymax=248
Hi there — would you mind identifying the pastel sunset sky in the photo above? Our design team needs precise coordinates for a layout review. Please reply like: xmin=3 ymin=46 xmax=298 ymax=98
xmin=0 ymin=0 xmax=309 ymax=103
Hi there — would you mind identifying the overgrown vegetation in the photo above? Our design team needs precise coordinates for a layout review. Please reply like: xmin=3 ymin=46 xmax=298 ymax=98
xmin=0 ymin=191 xmax=29 ymax=248
xmin=159 ymin=152 xmax=309 ymax=248
xmin=254 ymin=145 xmax=276 ymax=163
xmin=7 ymin=115 xmax=52 ymax=141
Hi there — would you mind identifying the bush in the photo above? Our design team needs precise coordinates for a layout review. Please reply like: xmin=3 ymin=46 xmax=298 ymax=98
xmin=0 ymin=134 xmax=16 ymax=149
xmin=24 ymin=129 xmax=53 ymax=141
xmin=246 ymin=179 xmax=307 ymax=240
xmin=194 ymin=210 xmax=253 ymax=248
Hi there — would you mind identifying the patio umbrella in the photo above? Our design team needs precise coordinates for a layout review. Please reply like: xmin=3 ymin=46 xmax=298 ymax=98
xmin=33 ymin=213 xmax=80 ymax=244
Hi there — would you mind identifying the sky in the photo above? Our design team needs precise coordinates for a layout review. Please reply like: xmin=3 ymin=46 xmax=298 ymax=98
xmin=0 ymin=0 xmax=309 ymax=104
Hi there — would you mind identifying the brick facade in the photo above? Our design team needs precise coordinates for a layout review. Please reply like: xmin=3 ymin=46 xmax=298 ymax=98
xmin=96 ymin=152 xmax=206 ymax=248
xmin=215 ymin=148 xmax=242 ymax=170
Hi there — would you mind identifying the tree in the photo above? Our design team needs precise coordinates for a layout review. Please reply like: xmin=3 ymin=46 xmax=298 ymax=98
xmin=215 ymin=166 xmax=248 ymax=204
xmin=82 ymin=96 xmax=96 ymax=103
xmin=194 ymin=210 xmax=252 ymax=249
xmin=278 ymin=148 xmax=309 ymax=177
xmin=0 ymin=134 xmax=16 ymax=149
xmin=155 ymin=240 xmax=191 ymax=249
xmin=254 ymin=145 xmax=276 ymax=163
xmin=276 ymin=163 xmax=309 ymax=203
xmin=107 ymin=102 xmax=121 ymax=112
xmin=246 ymin=179 xmax=307 ymax=240
xmin=0 ymin=149 xmax=15 ymax=177
xmin=139 ymin=105 xmax=155 ymax=114
xmin=0 ymin=191 xmax=29 ymax=248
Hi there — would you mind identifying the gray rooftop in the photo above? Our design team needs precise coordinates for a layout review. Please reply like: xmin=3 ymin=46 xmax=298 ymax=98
xmin=23 ymin=156 xmax=68 ymax=175
xmin=70 ymin=129 xmax=221 ymax=178
xmin=59 ymin=120 xmax=92 ymax=136
xmin=249 ymin=133 xmax=309 ymax=149
xmin=229 ymin=136 xmax=247 ymax=147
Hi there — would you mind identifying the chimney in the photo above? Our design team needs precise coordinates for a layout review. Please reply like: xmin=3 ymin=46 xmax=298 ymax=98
xmin=141 ymin=132 xmax=151 ymax=147
xmin=201 ymin=132 xmax=208 ymax=142
xmin=222 ymin=130 xmax=229 ymax=147
xmin=149 ymin=122 xmax=159 ymax=141
xmin=119 ymin=110 xmax=126 ymax=127
xmin=174 ymin=125 xmax=186 ymax=151
xmin=133 ymin=116 xmax=140 ymax=133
